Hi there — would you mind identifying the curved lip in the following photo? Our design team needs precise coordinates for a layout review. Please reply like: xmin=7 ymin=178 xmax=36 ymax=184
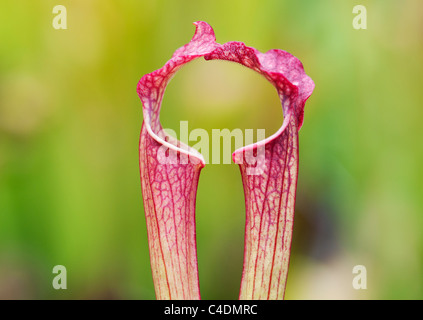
xmin=231 ymin=110 xmax=293 ymax=163
xmin=138 ymin=21 xmax=314 ymax=168
xmin=143 ymin=112 xmax=206 ymax=166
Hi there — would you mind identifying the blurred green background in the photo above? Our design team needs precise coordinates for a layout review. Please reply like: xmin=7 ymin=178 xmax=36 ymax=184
xmin=0 ymin=0 xmax=422 ymax=299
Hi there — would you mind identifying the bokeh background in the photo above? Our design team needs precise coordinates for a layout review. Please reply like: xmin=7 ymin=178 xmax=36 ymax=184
xmin=1 ymin=0 xmax=422 ymax=299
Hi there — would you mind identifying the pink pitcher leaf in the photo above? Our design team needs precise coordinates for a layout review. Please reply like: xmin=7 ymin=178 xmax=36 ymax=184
xmin=236 ymin=115 xmax=300 ymax=300
xmin=137 ymin=21 xmax=314 ymax=300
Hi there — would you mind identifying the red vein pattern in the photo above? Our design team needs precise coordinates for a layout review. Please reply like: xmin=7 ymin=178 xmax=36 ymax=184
xmin=236 ymin=115 xmax=299 ymax=299
xmin=139 ymin=124 xmax=203 ymax=299
xmin=137 ymin=21 xmax=314 ymax=300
